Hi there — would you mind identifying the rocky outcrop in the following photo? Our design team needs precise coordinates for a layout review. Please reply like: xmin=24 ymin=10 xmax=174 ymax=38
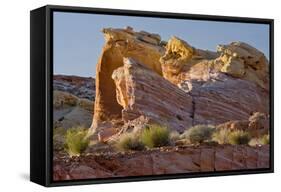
xmin=160 ymin=37 xmax=269 ymax=125
xmin=53 ymin=75 xmax=95 ymax=100
xmin=53 ymin=75 xmax=95 ymax=129
xmin=112 ymin=58 xmax=193 ymax=133
xmin=90 ymin=27 xmax=270 ymax=140
xmin=53 ymin=90 xmax=94 ymax=129
xmin=216 ymin=42 xmax=269 ymax=90
xmin=189 ymin=74 xmax=269 ymax=125
xmin=53 ymin=145 xmax=270 ymax=180
xmin=217 ymin=112 xmax=269 ymax=137
xmin=92 ymin=27 xmax=165 ymax=133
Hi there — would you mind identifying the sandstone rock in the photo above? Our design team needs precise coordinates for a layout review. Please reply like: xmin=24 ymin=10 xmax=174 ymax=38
xmin=257 ymin=145 xmax=270 ymax=168
xmin=53 ymin=75 xmax=95 ymax=101
xmin=200 ymin=147 xmax=215 ymax=172
xmin=53 ymin=164 xmax=71 ymax=181
xmin=215 ymin=146 xmax=233 ymax=171
xmin=248 ymin=112 xmax=269 ymax=137
xmin=160 ymin=36 xmax=218 ymax=85
xmin=53 ymin=90 xmax=94 ymax=129
xmin=112 ymin=58 xmax=193 ymax=132
xmin=92 ymin=27 xmax=165 ymax=134
xmin=90 ymin=27 xmax=269 ymax=141
xmin=245 ymin=146 xmax=258 ymax=169
xmin=216 ymin=112 xmax=269 ymax=137
xmin=69 ymin=165 xmax=112 ymax=179
xmin=232 ymin=146 xmax=247 ymax=170
xmin=190 ymin=75 xmax=269 ymax=125
xmin=216 ymin=42 xmax=269 ymax=90
xmin=53 ymin=145 xmax=270 ymax=180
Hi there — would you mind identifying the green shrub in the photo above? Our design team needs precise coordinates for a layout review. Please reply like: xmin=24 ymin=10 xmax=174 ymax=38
xmin=140 ymin=124 xmax=170 ymax=148
xmin=181 ymin=125 xmax=215 ymax=144
xmin=116 ymin=133 xmax=144 ymax=151
xmin=212 ymin=128 xmax=231 ymax=144
xmin=65 ymin=127 xmax=89 ymax=156
xmin=229 ymin=130 xmax=250 ymax=145
xmin=260 ymin=134 xmax=270 ymax=145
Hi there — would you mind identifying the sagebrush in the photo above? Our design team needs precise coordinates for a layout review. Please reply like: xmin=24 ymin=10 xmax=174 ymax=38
xmin=140 ymin=124 xmax=170 ymax=148
xmin=181 ymin=125 xmax=215 ymax=144
xmin=65 ymin=127 xmax=89 ymax=156
xmin=229 ymin=130 xmax=250 ymax=145
xmin=116 ymin=132 xmax=144 ymax=151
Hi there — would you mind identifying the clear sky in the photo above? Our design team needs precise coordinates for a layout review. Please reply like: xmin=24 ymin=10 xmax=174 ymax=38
xmin=53 ymin=11 xmax=270 ymax=77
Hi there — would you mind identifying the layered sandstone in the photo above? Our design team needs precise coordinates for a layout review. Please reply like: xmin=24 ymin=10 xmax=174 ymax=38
xmin=92 ymin=27 xmax=165 ymax=134
xmin=160 ymin=36 xmax=269 ymax=125
xmin=112 ymin=58 xmax=193 ymax=133
xmin=90 ymin=27 xmax=270 ymax=140
xmin=53 ymin=145 xmax=270 ymax=180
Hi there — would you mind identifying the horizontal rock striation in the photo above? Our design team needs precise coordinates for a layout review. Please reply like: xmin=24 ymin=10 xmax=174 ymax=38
xmin=112 ymin=58 xmax=193 ymax=133
xmin=89 ymin=27 xmax=270 ymax=140
xmin=53 ymin=145 xmax=270 ymax=180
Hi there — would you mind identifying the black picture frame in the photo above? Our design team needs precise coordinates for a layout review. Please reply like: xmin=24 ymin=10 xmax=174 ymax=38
xmin=30 ymin=4 xmax=274 ymax=187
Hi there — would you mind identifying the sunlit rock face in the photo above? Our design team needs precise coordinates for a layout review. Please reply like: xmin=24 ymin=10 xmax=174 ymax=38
xmin=112 ymin=58 xmax=193 ymax=133
xmin=91 ymin=27 xmax=165 ymax=135
xmin=89 ymin=27 xmax=269 ymax=142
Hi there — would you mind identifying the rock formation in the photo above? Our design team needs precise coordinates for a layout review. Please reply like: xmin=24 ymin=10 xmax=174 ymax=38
xmin=53 ymin=144 xmax=269 ymax=180
xmin=112 ymin=58 xmax=193 ymax=133
xmin=90 ymin=27 xmax=270 ymax=141
xmin=53 ymin=75 xmax=95 ymax=129
xmin=92 ymin=27 xmax=165 ymax=134
xmin=217 ymin=112 xmax=269 ymax=137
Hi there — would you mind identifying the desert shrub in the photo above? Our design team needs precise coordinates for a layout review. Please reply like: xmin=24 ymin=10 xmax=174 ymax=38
xmin=212 ymin=128 xmax=231 ymax=144
xmin=65 ymin=127 xmax=89 ymax=156
xmin=140 ymin=124 xmax=170 ymax=148
xmin=181 ymin=125 xmax=215 ymax=144
xmin=229 ymin=130 xmax=250 ymax=145
xmin=260 ymin=134 xmax=270 ymax=145
xmin=116 ymin=133 xmax=145 ymax=151
xmin=169 ymin=131 xmax=180 ymax=141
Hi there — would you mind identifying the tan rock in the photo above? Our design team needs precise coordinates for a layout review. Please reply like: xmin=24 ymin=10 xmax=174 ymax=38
xmin=112 ymin=58 xmax=193 ymax=132
xmin=216 ymin=112 xmax=269 ymax=137
xmin=92 ymin=27 xmax=164 ymax=134
xmin=216 ymin=42 xmax=269 ymax=89
xmin=248 ymin=112 xmax=269 ymax=137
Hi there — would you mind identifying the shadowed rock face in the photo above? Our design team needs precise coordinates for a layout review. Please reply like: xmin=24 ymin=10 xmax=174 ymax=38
xmin=90 ymin=27 xmax=269 ymax=140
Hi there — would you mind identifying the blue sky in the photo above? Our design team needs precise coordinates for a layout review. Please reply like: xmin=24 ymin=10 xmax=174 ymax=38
xmin=53 ymin=12 xmax=270 ymax=77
